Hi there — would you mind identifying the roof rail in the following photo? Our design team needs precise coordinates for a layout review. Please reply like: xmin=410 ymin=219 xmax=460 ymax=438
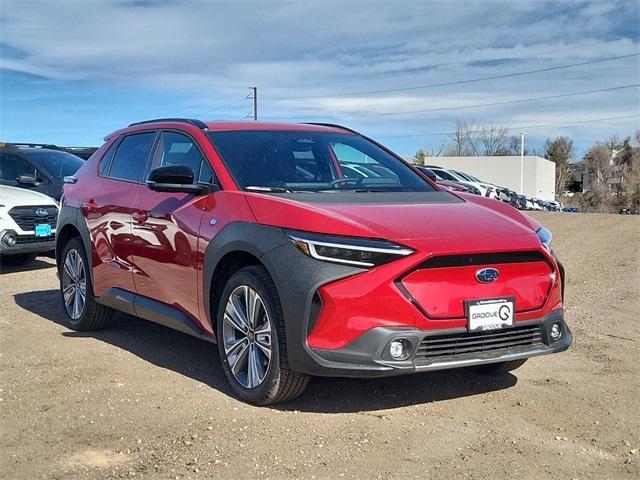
xmin=9 ymin=143 xmax=64 ymax=150
xmin=303 ymin=122 xmax=361 ymax=135
xmin=128 ymin=118 xmax=208 ymax=129
xmin=1 ymin=142 xmax=98 ymax=160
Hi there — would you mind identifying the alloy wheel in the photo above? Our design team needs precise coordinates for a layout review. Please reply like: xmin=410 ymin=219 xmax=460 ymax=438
xmin=222 ymin=285 xmax=272 ymax=389
xmin=62 ymin=249 xmax=86 ymax=320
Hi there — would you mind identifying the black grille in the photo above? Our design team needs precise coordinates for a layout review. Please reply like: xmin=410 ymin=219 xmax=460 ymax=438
xmin=416 ymin=324 xmax=543 ymax=359
xmin=8 ymin=206 xmax=58 ymax=232
xmin=415 ymin=251 xmax=550 ymax=269
xmin=15 ymin=234 xmax=56 ymax=244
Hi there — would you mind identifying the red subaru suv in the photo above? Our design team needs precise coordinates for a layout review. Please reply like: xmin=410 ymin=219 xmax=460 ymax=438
xmin=56 ymin=119 xmax=572 ymax=404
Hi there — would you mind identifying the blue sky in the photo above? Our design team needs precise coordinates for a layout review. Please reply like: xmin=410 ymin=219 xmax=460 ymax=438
xmin=0 ymin=0 xmax=638 ymax=158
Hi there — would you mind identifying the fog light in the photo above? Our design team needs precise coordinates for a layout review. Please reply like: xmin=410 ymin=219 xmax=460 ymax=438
xmin=389 ymin=340 xmax=406 ymax=359
xmin=550 ymin=323 xmax=562 ymax=341
xmin=3 ymin=233 xmax=16 ymax=247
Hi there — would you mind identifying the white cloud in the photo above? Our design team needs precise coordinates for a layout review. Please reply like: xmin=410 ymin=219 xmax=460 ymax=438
xmin=0 ymin=0 xmax=638 ymax=151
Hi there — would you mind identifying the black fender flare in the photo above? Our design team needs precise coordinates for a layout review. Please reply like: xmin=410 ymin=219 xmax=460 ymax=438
xmin=55 ymin=205 xmax=95 ymax=285
xmin=202 ymin=222 xmax=364 ymax=375
xmin=202 ymin=222 xmax=290 ymax=326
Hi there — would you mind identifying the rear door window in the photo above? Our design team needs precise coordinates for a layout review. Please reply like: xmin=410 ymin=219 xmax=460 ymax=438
xmin=107 ymin=132 xmax=156 ymax=182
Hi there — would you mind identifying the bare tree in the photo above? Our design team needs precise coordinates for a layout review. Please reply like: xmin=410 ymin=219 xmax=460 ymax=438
xmin=544 ymin=136 xmax=575 ymax=194
xmin=444 ymin=121 xmax=476 ymax=156
xmin=507 ymin=135 xmax=540 ymax=156
xmin=618 ymin=133 xmax=640 ymax=207
xmin=475 ymin=123 xmax=509 ymax=156
xmin=584 ymin=143 xmax=614 ymax=193
xmin=507 ymin=135 xmax=521 ymax=155
xmin=443 ymin=122 xmax=511 ymax=156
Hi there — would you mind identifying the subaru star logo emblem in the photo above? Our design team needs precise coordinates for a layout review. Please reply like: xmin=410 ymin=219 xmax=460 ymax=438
xmin=35 ymin=208 xmax=48 ymax=217
xmin=475 ymin=267 xmax=499 ymax=283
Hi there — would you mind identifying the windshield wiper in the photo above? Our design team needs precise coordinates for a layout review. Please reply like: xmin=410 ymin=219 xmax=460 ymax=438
xmin=351 ymin=189 xmax=390 ymax=193
xmin=245 ymin=186 xmax=293 ymax=193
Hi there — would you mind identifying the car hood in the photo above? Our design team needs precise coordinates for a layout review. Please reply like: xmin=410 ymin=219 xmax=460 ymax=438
xmin=245 ymin=191 xmax=543 ymax=251
xmin=0 ymin=185 xmax=58 ymax=208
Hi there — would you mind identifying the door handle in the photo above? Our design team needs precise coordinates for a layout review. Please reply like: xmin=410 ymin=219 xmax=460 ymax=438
xmin=133 ymin=210 xmax=148 ymax=224
xmin=81 ymin=200 xmax=97 ymax=214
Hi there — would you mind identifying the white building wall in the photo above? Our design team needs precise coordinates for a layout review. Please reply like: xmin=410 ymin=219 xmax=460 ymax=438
xmin=426 ymin=156 xmax=556 ymax=201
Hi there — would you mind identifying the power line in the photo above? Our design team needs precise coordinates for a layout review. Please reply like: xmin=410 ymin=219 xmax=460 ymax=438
xmin=299 ymin=83 xmax=640 ymax=119
xmin=372 ymin=114 xmax=640 ymax=139
xmin=274 ymin=53 xmax=639 ymax=100
xmin=208 ymin=96 xmax=249 ymax=113
xmin=279 ymin=40 xmax=620 ymax=89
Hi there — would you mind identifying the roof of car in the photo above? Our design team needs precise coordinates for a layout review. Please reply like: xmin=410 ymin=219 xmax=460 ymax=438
xmin=1 ymin=143 xmax=93 ymax=159
xmin=0 ymin=143 xmax=60 ymax=154
xmin=17 ymin=147 xmax=62 ymax=154
xmin=106 ymin=119 xmax=355 ymax=141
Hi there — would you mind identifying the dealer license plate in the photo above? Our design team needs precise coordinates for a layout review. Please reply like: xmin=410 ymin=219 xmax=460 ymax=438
xmin=466 ymin=297 xmax=514 ymax=331
xmin=35 ymin=224 xmax=52 ymax=237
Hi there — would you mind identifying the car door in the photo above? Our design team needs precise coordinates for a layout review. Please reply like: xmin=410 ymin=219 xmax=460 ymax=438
xmin=83 ymin=131 xmax=158 ymax=297
xmin=130 ymin=130 xmax=215 ymax=324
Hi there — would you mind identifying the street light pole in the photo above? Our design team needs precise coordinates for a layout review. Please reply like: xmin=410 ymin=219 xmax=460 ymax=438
xmin=520 ymin=131 xmax=527 ymax=195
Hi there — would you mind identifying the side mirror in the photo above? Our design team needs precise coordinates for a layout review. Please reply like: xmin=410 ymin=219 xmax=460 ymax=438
xmin=17 ymin=174 xmax=41 ymax=186
xmin=146 ymin=165 xmax=214 ymax=195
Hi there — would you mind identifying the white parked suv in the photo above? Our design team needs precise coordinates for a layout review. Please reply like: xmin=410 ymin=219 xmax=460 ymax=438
xmin=0 ymin=185 xmax=58 ymax=266
xmin=427 ymin=166 xmax=498 ymax=199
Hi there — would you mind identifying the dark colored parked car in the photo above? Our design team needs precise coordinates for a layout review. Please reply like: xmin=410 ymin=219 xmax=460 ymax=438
xmin=0 ymin=143 xmax=85 ymax=200
xmin=56 ymin=119 xmax=571 ymax=405
xmin=619 ymin=207 xmax=638 ymax=215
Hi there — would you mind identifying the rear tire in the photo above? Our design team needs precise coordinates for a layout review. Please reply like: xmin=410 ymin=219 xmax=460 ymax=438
xmin=471 ymin=358 xmax=528 ymax=374
xmin=216 ymin=265 xmax=309 ymax=405
xmin=59 ymin=237 xmax=113 ymax=331
xmin=0 ymin=253 xmax=37 ymax=267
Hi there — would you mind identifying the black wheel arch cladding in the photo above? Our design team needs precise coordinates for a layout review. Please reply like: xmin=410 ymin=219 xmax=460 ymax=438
xmin=56 ymin=205 xmax=96 ymax=285
xmin=202 ymin=222 xmax=364 ymax=374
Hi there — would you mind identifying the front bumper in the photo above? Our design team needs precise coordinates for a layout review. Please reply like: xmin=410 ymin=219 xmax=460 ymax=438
xmin=0 ymin=229 xmax=56 ymax=256
xmin=302 ymin=311 xmax=572 ymax=378
xmin=257 ymin=227 xmax=569 ymax=378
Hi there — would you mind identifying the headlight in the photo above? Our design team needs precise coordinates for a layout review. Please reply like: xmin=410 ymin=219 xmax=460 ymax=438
xmin=285 ymin=229 xmax=414 ymax=267
xmin=536 ymin=226 xmax=552 ymax=250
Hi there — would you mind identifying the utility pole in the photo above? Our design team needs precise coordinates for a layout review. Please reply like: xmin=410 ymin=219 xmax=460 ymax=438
xmin=520 ymin=131 xmax=527 ymax=195
xmin=249 ymin=87 xmax=258 ymax=121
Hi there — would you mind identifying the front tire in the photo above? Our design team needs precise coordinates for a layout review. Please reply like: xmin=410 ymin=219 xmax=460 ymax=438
xmin=59 ymin=237 xmax=113 ymax=331
xmin=216 ymin=266 xmax=309 ymax=405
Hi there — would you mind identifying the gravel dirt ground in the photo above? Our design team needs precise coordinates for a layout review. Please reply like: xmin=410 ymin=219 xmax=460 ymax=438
xmin=1 ymin=212 xmax=639 ymax=480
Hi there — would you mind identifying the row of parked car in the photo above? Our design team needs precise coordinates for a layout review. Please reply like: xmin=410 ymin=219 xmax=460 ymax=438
xmin=416 ymin=165 xmax=571 ymax=212
xmin=0 ymin=142 xmax=94 ymax=266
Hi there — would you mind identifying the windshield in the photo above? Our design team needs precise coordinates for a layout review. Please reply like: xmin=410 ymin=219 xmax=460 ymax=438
xmin=207 ymin=130 xmax=435 ymax=192
xmin=26 ymin=150 xmax=84 ymax=178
